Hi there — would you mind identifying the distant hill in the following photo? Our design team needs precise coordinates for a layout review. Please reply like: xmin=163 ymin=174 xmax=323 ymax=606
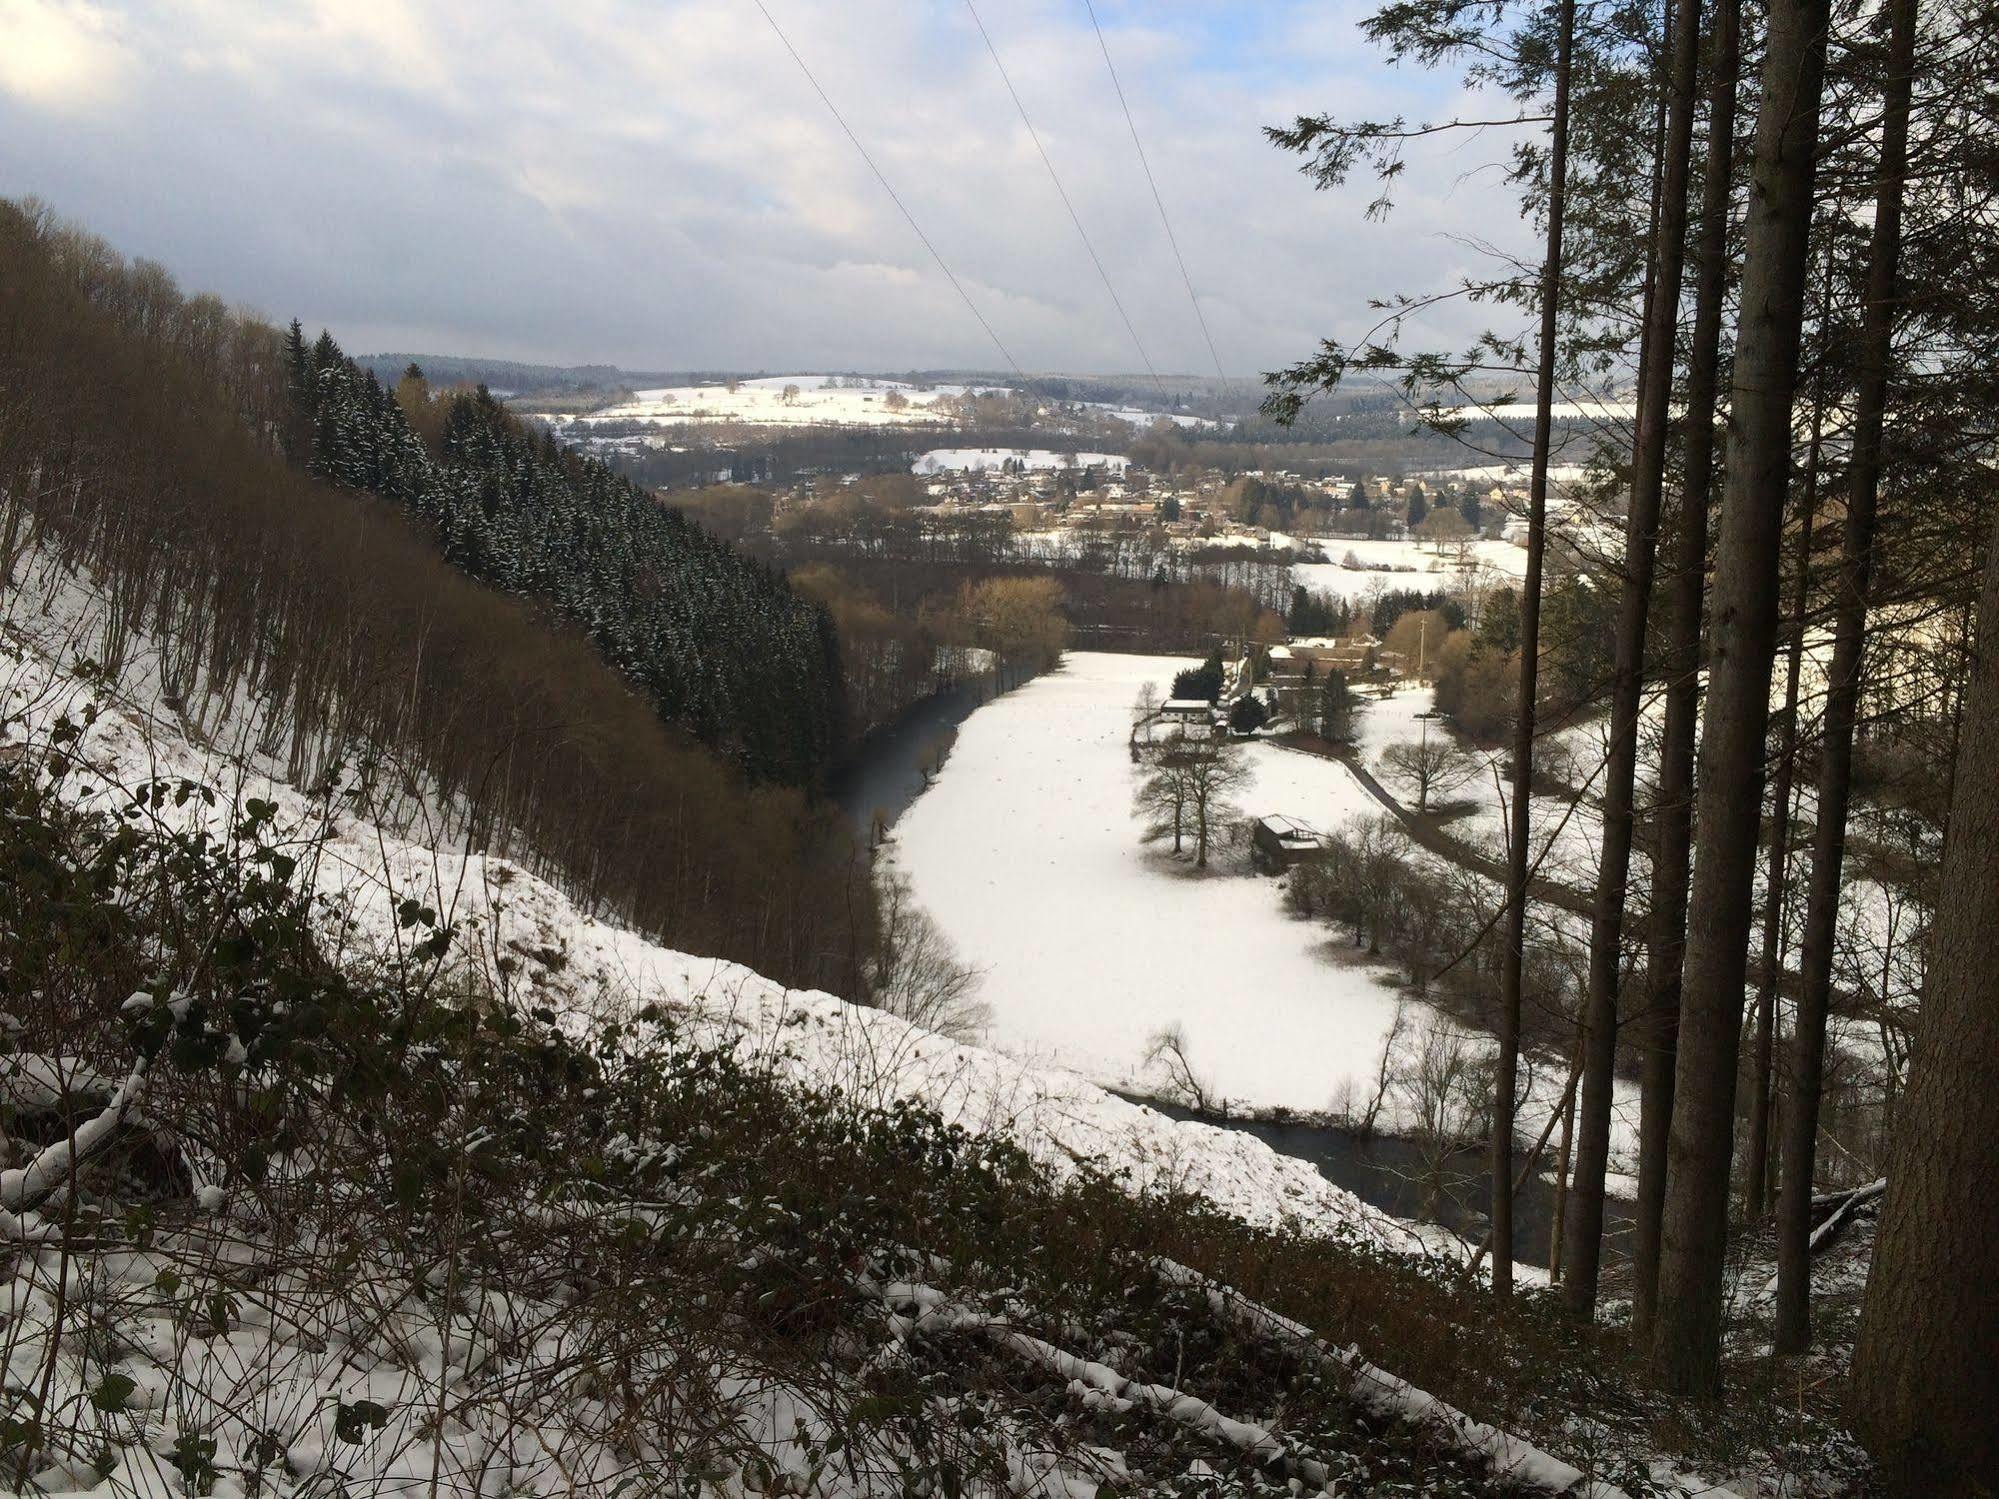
xmin=354 ymin=352 xmax=718 ymax=395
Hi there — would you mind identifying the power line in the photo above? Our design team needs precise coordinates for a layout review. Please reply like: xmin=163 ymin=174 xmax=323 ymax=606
xmin=751 ymin=0 xmax=1027 ymax=382
xmin=962 ymin=0 xmax=1168 ymax=399
xmin=1083 ymin=0 xmax=1228 ymax=383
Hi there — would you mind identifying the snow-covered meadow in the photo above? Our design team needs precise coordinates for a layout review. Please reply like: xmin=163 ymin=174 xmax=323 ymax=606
xmin=892 ymin=653 xmax=1640 ymax=1164
xmin=895 ymin=652 xmax=1402 ymax=1116
xmin=1290 ymin=537 xmax=1528 ymax=606
xmin=914 ymin=447 xmax=1130 ymax=474
xmin=557 ymin=375 xmax=978 ymax=429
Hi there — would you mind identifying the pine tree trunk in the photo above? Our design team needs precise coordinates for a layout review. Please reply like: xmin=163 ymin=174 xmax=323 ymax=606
xmin=1561 ymin=0 xmax=1702 ymax=1322
xmin=1650 ymin=0 xmax=1830 ymax=1395
xmin=1743 ymin=302 xmax=1831 ymax=1218
xmin=1741 ymin=462 xmax=1817 ymax=1217
xmin=1773 ymin=0 xmax=1916 ymax=1355
xmin=1846 ymin=509 xmax=1999 ymax=1492
xmin=1632 ymin=0 xmax=1739 ymax=1343
xmin=1491 ymin=0 xmax=1574 ymax=1300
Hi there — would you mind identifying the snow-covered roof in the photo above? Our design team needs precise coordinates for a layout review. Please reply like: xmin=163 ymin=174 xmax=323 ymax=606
xmin=1162 ymin=699 xmax=1216 ymax=713
xmin=1256 ymin=814 xmax=1323 ymax=845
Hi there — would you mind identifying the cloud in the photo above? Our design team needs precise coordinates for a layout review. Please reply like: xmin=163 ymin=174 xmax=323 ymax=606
xmin=0 ymin=0 xmax=1542 ymax=375
xmin=0 ymin=1 xmax=131 ymax=111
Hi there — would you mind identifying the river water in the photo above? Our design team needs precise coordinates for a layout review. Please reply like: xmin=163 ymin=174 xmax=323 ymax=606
xmin=831 ymin=680 xmax=990 ymax=837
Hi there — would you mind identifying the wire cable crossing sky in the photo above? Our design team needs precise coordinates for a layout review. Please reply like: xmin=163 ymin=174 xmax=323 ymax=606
xmin=962 ymin=0 xmax=1168 ymax=395
xmin=0 ymin=0 xmax=1534 ymax=372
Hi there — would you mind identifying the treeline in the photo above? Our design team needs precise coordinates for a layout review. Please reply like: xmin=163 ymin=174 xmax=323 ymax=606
xmin=663 ymin=485 xmax=1291 ymax=738
xmin=288 ymin=332 xmax=844 ymax=787
xmin=0 ymin=199 xmax=870 ymax=995
xmin=1267 ymin=0 xmax=1999 ymax=1478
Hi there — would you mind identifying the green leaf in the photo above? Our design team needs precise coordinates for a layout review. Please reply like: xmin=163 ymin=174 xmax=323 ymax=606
xmin=89 ymin=1373 xmax=137 ymax=1414
xmin=334 ymin=1398 xmax=389 ymax=1443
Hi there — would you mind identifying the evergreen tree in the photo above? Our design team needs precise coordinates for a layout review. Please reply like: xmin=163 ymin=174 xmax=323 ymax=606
xmin=280 ymin=330 xmax=846 ymax=786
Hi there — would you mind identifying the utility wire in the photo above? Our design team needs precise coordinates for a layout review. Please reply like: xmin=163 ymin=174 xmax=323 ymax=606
xmin=962 ymin=0 xmax=1169 ymax=400
xmin=752 ymin=0 xmax=1027 ymax=383
xmin=1083 ymin=0 xmax=1228 ymax=384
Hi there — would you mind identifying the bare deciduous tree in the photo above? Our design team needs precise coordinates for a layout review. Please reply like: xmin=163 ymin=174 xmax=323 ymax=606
xmin=865 ymin=872 xmax=988 ymax=1042
xmin=1144 ymin=1023 xmax=1220 ymax=1115
xmin=1135 ymin=740 xmax=1249 ymax=870
xmin=1379 ymin=735 xmax=1477 ymax=815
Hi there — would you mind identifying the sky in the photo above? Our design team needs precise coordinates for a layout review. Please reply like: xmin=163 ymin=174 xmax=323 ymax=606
xmin=0 ymin=0 xmax=1541 ymax=378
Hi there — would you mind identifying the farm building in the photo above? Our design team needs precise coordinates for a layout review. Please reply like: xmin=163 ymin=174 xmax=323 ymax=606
xmin=1251 ymin=814 xmax=1328 ymax=871
xmin=1157 ymin=699 xmax=1220 ymax=739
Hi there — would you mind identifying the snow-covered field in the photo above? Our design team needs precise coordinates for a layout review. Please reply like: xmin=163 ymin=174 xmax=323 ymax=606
xmin=1291 ymin=537 xmax=1528 ymax=604
xmin=895 ymin=653 xmax=1406 ymax=1116
xmin=893 ymin=654 xmax=1639 ymax=1164
xmin=554 ymin=375 xmax=983 ymax=429
xmin=914 ymin=447 xmax=1130 ymax=474
xmin=1077 ymin=400 xmax=1222 ymax=430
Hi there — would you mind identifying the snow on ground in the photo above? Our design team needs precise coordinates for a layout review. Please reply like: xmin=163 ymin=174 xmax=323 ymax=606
xmin=1357 ymin=685 xmax=1639 ymax=1162
xmin=914 ymin=447 xmax=1129 ymax=474
xmin=0 ymin=574 xmax=1434 ymax=1258
xmin=548 ymin=376 xmax=989 ymax=429
xmin=1413 ymin=462 xmax=1597 ymax=486
xmin=1076 ymin=400 xmax=1223 ymax=430
xmin=1292 ymin=537 xmax=1527 ymax=605
xmin=894 ymin=654 xmax=1637 ymax=1170
xmin=894 ymin=652 xmax=1419 ymax=1116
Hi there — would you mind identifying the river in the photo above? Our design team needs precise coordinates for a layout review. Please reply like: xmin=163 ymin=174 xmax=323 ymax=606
xmin=830 ymin=680 xmax=990 ymax=837
xmin=1136 ymin=1097 xmax=1631 ymax=1270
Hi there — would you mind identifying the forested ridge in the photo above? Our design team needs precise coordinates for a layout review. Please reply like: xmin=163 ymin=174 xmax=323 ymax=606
xmin=0 ymin=198 xmax=871 ymax=994
xmin=285 ymin=329 xmax=846 ymax=786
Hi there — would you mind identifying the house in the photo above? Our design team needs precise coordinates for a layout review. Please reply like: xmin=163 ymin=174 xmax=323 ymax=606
xmin=1157 ymin=699 xmax=1219 ymax=739
xmin=1252 ymin=814 xmax=1328 ymax=871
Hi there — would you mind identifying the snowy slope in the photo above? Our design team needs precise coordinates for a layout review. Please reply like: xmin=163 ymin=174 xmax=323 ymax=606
xmin=2 ymin=564 xmax=1808 ymax=1498
xmin=549 ymin=376 xmax=980 ymax=429
xmin=0 ymin=574 xmax=1427 ymax=1259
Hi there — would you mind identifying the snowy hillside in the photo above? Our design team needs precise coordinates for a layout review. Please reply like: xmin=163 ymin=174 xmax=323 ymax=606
xmin=0 ymin=570 xmax=1422 ymax=1256
xmin=552 ymin=376 xmax=983 ymax=429
xmin=0 ymin=558 xmax=1698 ymax=1497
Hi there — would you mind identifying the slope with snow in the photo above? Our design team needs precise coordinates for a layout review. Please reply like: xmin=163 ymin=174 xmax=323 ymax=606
xmin=552 ymin=375 xmax=983 ymax=429
xmin=0 ymin=570 xmax=1428 ymax=1257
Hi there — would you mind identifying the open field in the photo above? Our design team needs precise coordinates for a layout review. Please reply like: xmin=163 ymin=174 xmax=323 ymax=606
xmin=892 ymin=652 xmax=1637 ymax=1162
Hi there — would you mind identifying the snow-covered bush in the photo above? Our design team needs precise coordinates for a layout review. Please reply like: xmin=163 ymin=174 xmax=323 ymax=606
xmin=0 ymin=737 xmax=1555 ymax=1497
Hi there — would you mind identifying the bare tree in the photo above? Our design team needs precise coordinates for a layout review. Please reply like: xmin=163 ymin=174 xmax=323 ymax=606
xmin=1135 ymin=740 xmax=1249 ymax=870
xmin=1144 ymin=1024 xmax=1220 ymax=1115
xmin=866 ymin=872 xmax=988 ymax=1042
xmin=1379 ymin=735 xmax=1477 ymax=814
xmin=1390 ymin=1013 xmax=1493 ymax=1224
xmin=916 ymin=728 xmax=956 ymax=786
xmin=1132 ymin=681 xmax=1162 ymax=725
xmin=1333 ymin=998 xmax=1411 ymax=1137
